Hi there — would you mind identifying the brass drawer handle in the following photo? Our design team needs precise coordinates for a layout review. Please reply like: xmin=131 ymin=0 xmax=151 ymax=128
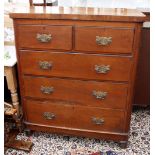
xmin=95 ymin=65 xmax=110 ymax=74
xmin=39 ymin=61 xmax=53 ymax=70
xmin=40 ymin=86 xmax=54 ymax=94
xmin=92 ymin=90 xmax=107 ymax=100
xmin=92 ymin=117 xmax=104 ymax=125
xmin=43 ymin=112 xmax=56 ymax=120
xmin=36 ymin=33 xmax=52 ymax=43
xmin=96 ymin=36 xmax=112 ymax=46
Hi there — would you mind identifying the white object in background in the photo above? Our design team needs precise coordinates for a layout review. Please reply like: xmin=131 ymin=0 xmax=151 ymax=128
xmin=87 ymin=0 xmax=135 ymax=8
xmin=4 ymin=27 xmax=14 ymax=42
xmin=135 ymin=0 xmax=149 ymax=9
xmin=8 ymin=0 xmax=56 ymax=4
xmin=143 ymin=21 xmax=150 ymax=28
xmin=58 ymin=0 xmax=149 ymax=9
xmin=72 ymin=0 xmax=87 ymax=7
xmin=5 ymin=0 xmax=29 ymax=3
xmin=4 ymin=46 xmax=17 ymax=67
xmin=33 ymin=0 xmax=55 ymax=3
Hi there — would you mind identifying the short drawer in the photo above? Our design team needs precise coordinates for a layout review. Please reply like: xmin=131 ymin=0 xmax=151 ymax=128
xmin=23 ymin=76 xmax=128 ymax=109
xmin=75 ymin=26 xmax=134 ymax=54
xmin=20 ymin=51 xmax=132 ymax=82
xmin=24 ymin=99 xmax=125 ymax=133
xmin=17 ymin=25 xmax=72 ymax=50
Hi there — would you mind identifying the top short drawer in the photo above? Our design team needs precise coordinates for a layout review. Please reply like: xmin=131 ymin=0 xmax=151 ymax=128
xmin=75 ymin=27 xmax=134 ymax=54
xmin=17 ymin=25 xmax=72 ymax=50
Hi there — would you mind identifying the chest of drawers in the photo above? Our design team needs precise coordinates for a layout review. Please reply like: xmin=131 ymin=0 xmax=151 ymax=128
xmin=10 ymin=7 xmax=145 ymax=147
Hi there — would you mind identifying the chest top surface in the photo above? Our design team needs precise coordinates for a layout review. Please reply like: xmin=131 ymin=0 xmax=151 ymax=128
xmin=10 ymin=6 xmax=145 ymax=22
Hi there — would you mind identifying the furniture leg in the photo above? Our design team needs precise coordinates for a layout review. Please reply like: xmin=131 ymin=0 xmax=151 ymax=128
xmin=119 ymin=141 xmax=128 ymax=149
xmin=24 ymin=129 xmax=33 ymax=137
xmin=5 ymin=66 xmax=20 ymax=116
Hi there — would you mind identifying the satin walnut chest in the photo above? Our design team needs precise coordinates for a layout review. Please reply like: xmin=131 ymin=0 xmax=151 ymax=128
xmin=10 ymin=7 xmax=145 ymax=148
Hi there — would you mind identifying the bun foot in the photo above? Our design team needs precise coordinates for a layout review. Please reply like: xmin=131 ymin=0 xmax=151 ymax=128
xmin=24 ymin=129 xmax=32 ymax=137
xmin=119 ymin=141 xmax=128 ymax=149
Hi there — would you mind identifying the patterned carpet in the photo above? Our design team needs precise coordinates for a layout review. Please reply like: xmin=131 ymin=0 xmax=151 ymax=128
xmin=5 ymin=107 xmax=150 ymax=155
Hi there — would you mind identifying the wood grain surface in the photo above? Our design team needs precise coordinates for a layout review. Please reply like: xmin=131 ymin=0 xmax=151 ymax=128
xmin=23 ymin=76 xmax=128 ymax=109
xmin=20 ymin=51 xmax=132 ymax=82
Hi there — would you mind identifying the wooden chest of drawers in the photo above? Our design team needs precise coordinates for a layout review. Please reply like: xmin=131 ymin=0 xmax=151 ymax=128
xmin=10 ymin=7 xmax=145 ymax=147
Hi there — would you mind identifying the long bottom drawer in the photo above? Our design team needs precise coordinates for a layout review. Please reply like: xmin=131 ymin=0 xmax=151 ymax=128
xmin=24 ymin=99 xmax=125 ymax=133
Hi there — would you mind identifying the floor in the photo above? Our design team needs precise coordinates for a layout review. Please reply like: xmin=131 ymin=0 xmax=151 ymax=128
xmin=5 ymin=107 xmax=150 ymax=155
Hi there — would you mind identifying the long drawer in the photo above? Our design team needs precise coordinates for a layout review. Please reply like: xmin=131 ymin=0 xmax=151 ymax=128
xmin=75 ymin=26 xmax=134 ymax=54
xmin=20 ymin=51 xmax=132 ymax=82
xmin=17 ymin=25 xmax=72 ymax=50
xmin=23 ymin=76 xmax=128 ymax=109
xmin=24 ymin=99 xmax=125 ymax=133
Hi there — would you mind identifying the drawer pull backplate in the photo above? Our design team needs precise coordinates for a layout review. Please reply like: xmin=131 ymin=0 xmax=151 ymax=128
xmin=39 ymin=61 xmax=52 ymax=70
xmin=96 ymin=36 xmax=112 ymax=46
xmin=92 ymin=117 xmax=104 ymax=125
xmin=36 ymin=33 xmax=52 ymax=43
xmin=92 ymin=90 xmax=107 ymax=99
xmin=43 ymin=112 xmax=55 ymax=120
xmin=95 ymin=65 xmax=110 ymax=74
xmin=40 ymin=86 xmax=54 ymax=94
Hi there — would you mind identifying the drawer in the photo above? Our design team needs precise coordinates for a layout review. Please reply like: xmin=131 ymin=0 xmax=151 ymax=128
xmin=17 ymin=25 xmax=72 ymax=50
xmin=23 ymin=76 xmax=128 ymax=109
xmin=20 ymin=51 xmax=132 ymax=82
xmin=25 ymin=99 xmax=125 ymax=133
xmin=75 ymin=27 xmax=134 ymax=54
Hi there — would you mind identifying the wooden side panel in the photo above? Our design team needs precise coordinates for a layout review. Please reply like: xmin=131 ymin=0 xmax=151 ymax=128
xmin=124 ymin=23 xmax=143 ymax=132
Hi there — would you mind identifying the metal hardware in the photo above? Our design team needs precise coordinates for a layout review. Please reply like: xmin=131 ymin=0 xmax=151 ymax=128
xmin=95 ymin=65 xmax=110 ymax=74
xmin=92 ymin=117 xmax=104 ymax=125
xmin=43 ymin=112 xmax=55 ymax=120
xmin=39 ymin=61 xmax=52 ymax=70
xmin=40 ymin=86 xmax=54 ymax=94
xmin=36 ymin=33 xmax=52 ymax=43
xmin=92 ymin=90 xmax=107 ymax=99
xmin=96 ymin=36 xmax=112 ymax=46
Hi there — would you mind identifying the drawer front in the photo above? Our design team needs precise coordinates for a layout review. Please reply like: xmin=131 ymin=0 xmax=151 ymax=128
xmin=25 ymin=99 xmax=125 ymax=132
xmin=75 ymin=27 xmax=134 ymax=53
xmin=20 ymin=51 xmax=132 ymax=82
xmin=17 ymin=25 xmax=72 ymax=50
xmin=23 ymin=76 xmax=128 ymax=109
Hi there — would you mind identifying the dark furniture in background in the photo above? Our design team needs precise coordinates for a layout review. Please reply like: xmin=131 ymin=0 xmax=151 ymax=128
xmin=134 ymin=11 xmax=150 ymax=107
xmin=29 ymin=0 xmax=58 ymax=6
